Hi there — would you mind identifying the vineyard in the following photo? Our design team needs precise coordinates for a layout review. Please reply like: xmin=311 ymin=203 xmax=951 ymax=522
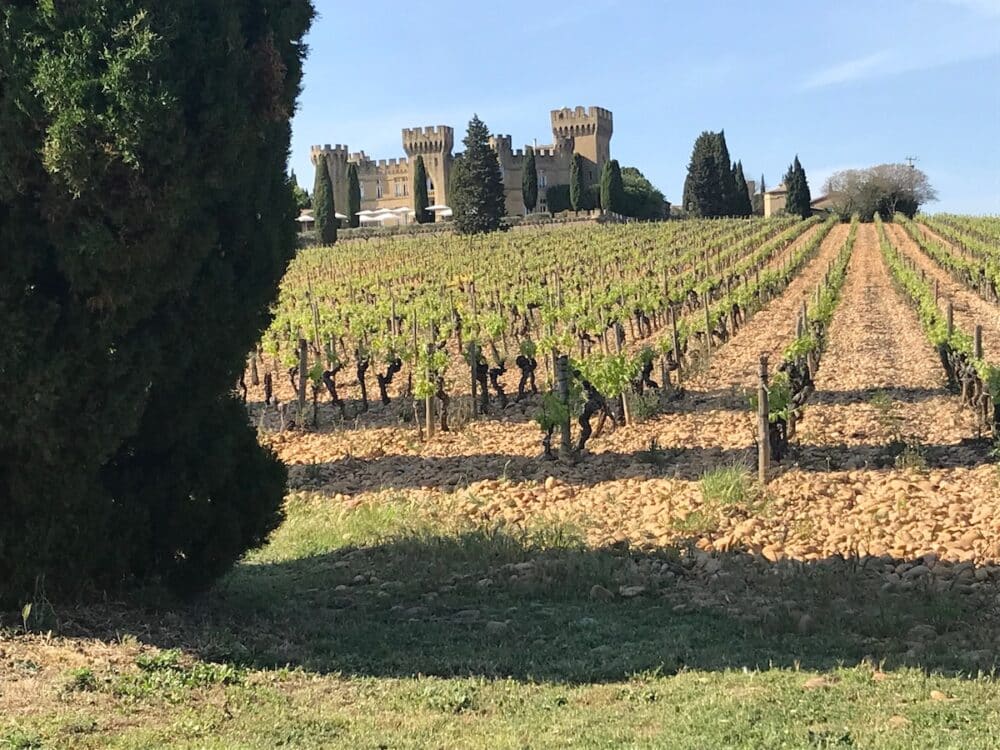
xmin=248 ymin=214 xmax=1000 ymax=563
xmin=7 ymin=215 xmax=1000 ymax=749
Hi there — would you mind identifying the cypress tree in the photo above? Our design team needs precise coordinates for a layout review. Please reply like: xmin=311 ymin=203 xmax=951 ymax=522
xmin=683 ymin=132 xmax=722 ymax=217
xmin=712 ymin=131 xmax=739 ymax=215
xmin=734 ymin=161 xmax=752 ymax=217
xmin=784 ymin=156 xmax=812 ymax=219
xmin=570 ymin=153 xmax=585 ymax=211
xmin=522 ymin=146 xmax=538 ymax=214
xmin=347 ymin=162 xmax=361 ymax=228
xmin=314 ymin=157 xmax=337 ymax=244
xmin=451 ymin=115 xmax=506 ymax=234
xmin=600 ymin=159 xmax=626 ymax=215
xmin=599 ymin=160 xmax=611 ymax=211
xmin=290 ymin=170 xmax=310 ymax=210
xmin=0 ymin=0 xmax=313 ymax=604
xmin=413 ymin=155 xmax=430 ymax=223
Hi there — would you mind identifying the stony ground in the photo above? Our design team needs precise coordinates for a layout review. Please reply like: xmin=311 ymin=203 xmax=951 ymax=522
xmin=4 ymin=220 xmax=1000 ymax=749
xmin=258 ymin=223 xmax=998 ymax=573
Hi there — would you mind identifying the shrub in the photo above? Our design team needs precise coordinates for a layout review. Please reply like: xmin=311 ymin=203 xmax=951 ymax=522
xmin=0 ymin=0 xmax=314 ymax=604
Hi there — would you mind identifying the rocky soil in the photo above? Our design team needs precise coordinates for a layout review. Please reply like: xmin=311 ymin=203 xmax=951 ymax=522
xmin=255 ymin=224 xmax=998 ymax=585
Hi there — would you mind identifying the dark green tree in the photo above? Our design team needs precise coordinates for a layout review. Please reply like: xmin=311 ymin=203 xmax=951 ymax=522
xmin=0 ymin=0 xmax=313 ymax=605
xmin=733 ymin=161 xmax=752 ymax=217
xmin=522 ymin=146 xmax=538 ymax=214
xmin=347 ymin=162 xmax=361 ymax=228
xmin=622 ymin=167 xmax=668 ymax=220
xmin=412 ymin=155 xmax=431 ymax=223
xmin=451 ymin=115 xmax=506 ymax=234
xmin=545 ymin=184 xmax=571 ymax=213
xmin=570 ymin=153 xmax=585 ymax=211
xmin=600 ymin=159 xmax=626 ymax=215
xmin=313 ymin=157 xmax=337 ymax=244
xmin=784 ymin=156 xmax=812 ymax=219
xmin=683 ymin=132 xmax=723 ymax=217
xmin=290 ymin=170 xmax=310 ymax=210
xmin=712 ymin=131 xmax=739 ymax=215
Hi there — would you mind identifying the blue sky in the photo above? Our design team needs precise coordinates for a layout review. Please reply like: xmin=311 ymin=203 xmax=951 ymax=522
xmin=290 ymin=0 xmax=1000 ymax=214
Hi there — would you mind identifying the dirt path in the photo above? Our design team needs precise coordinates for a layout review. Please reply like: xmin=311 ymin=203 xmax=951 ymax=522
xmin=689 ymin=222 xmax=849 ymax=396
xmin=755 ymin=224 xmax=995 ymax=563
xmin=595 ymin=223 xmax=847 ymax=459
xmin=792 ymin=223 xmax=978 ymax=459
xmin=886 ymin=222 xmax=1000 ymax=363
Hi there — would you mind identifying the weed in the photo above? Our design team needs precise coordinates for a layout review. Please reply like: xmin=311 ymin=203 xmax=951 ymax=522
xmin=64 ymin=667 xmax=98 ymax=692
xmin=700 ymin=462 xmax=759 ymax=507
xmin=0 ymin=729 xmax=42 ymax=750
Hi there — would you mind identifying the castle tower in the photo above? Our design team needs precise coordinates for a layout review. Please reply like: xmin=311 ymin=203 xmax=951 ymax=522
xmin=310 ymin=144 xmax=349 ymax=221
xmin=402 ymin=125 xmax=454 ymax=210
xmin=550 ymin=106 xmax=613 ymax=187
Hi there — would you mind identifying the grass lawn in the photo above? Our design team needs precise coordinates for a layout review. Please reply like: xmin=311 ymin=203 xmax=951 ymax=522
xmin=3 ymin=492 xmax=1000 ymax=749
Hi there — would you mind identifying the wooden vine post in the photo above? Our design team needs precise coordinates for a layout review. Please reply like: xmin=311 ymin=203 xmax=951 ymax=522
xmin=670 ymin=305 xmax=682 ymax=382
xmin=249 ymin=350 xmax=259 ymax=386
xmin=974 ymin=325 xmax=983 ymax=360
xmin=613 ymin=324 xmax=632 ymax=426
xmin=757 ymin=354 xmax=770 ymax=485
xmin=425 ymin=342 xmax=435 ymax=439
xmin=555 ymin=354 xmax=573 ymax=459
xmin=468 ymin=341 xmax=479 ymax=419
xmin=297 ymin=338 xmax=308 ymax=420
xmin=702 ymin=292 xmax=712 ymax=357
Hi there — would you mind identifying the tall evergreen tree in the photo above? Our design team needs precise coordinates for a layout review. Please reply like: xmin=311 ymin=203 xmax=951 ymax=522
xmin=522 ymin=146 xmax=538 ymax=214
xmin=413 ymin=155 xmax=430 ymax=223
xmin=314 ymin=158 xmax=337 ymax=244
xmin=290 ymin=170 xmax=310 ymax=210
xmin=760 ymin=174 xmax=766 ymax=195
xmin=683 ymin=131 xmax=723 ymax=217
xmin=734 ymin=161 xmax=752 ymax=217
xmin=570 ymin=153 xmax=585 ymax=211
xmin=0 ymin=0 xmax=313 ymax=604
xmin=347 ymin=162 xmax=361 ymax=228
xmin=600 ymin=159 xmax=626 ymax=215
xmin=712 ymin=131 xmax=739 ymax=215
xmin=784 ymin=156 xmax=812 ymax=219
xmin=451 ymin=115 xmax=506 ymax=234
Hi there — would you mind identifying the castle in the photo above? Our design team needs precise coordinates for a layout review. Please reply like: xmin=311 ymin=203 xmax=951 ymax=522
xmin=310 ymin=106 xmax=613 ymax=219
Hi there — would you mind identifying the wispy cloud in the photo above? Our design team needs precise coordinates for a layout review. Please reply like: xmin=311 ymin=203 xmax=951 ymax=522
xmin=799 ymin=44 xmax=999 ymax=92
xmin=938 ymin=0 xmax=1000 ymax=17
xmin=800 ymin=52 xmax=891 ymax=90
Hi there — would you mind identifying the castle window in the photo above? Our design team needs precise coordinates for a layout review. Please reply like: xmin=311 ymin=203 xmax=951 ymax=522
xmin=376 ymin=181 xmax=383 ymax=199
xmin=395 ymin=181 xmax=405 ymax=197
xmin=538 ymin=171 xmax=547 ymax=188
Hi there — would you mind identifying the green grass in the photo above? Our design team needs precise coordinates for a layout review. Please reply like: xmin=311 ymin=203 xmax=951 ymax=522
xmin=699 ymin=461 xmax=760 ymax=506
xmin=3 ymin=494 xmax=1000 ymax=748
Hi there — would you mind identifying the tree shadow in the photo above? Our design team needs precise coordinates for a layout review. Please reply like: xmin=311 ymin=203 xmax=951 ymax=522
xmin=49 ymin=530 xmax=1000 ymax=683
xmin=290 ymin=440 xmax=992 ymax=495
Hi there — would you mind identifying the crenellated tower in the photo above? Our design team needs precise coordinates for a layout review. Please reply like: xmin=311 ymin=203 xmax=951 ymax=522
xmin=550 ymin=106 xmax=614 ymax=187
xmin=402 ymin=125 xmax=454 ymax=208
xmin=310 ymin=144 xmax=350 ymax=219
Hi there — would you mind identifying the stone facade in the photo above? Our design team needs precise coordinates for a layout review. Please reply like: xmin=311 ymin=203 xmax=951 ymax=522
xmin=311 ymin=106 xmax=613 ymax=219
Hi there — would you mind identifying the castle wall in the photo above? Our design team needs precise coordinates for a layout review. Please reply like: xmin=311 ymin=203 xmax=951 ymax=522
xmin=312 ymin=106 xmax=611 ymax=220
